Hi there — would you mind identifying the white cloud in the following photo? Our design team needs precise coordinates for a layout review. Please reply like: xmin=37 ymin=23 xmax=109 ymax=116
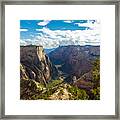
xmin=20 ymin=29 xmax=28 ymax=31
xmin=36 ymin=29 xmax=41 ymax=31
xmin=75 ymin=20 xmax=100 ymax=30
xmin=39 ymin=27 xmax=99 ymax=48
xmin=37 ymin=20 xmax=51 ymax=26
xmin=64 ymin=20 xmax=73 ymax=23
xmin=21 ymin=21 xmax=100 ymax=48
xmin=20 ymin=40 xmax=27 ymax=46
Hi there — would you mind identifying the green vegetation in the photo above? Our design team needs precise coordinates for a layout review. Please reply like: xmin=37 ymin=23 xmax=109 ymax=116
xmin=92 ymin=58 xmax=100 ymax=82
xmin=34 ymin=81 xmax=63 ymax=100
xmin=25 ymin=79 xmax=63 ymax=100
xmin=47 ymin=80 xmax=63 ymax=89
xmin=91 ymin=58 xmax=100 ymax=99
xmin=20 ymin=59 xmax=100 ymax=100
xmin=91 ymin=87 xmax=100 ymax=100
xmin=68 ymin=85 xmax=89 ymax=100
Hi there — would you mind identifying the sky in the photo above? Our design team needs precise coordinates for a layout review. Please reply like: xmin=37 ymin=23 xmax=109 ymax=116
xmin=20 ymin=20 xmax=100 ymax=48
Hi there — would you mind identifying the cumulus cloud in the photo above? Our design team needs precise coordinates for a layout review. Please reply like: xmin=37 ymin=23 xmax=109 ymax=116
xmin=37 ymin=20 xmax=51 ymax=26
xmin=20 ymin=40 xmax=27 ymax=46
xmin=22 ymin=27 xmax=99 ymax=48
xmin=21 ymin=20 xmax=100 ymax=48
xmin=75 ymin=20 xmax=100 ymax=30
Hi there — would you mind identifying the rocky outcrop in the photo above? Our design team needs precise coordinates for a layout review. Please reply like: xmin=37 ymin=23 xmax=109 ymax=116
xmin=49 ymin=83 xmax=73 ymax=100
xmin=20 ymin=45 xmax=58 ymax=85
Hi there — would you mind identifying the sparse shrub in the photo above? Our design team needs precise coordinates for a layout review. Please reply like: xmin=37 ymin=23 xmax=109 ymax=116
xmin=91 ymin=87 xmax=100 ymax=100
xmin=68 ymin=85 xmax=89 ymax=100
xmin=47 ymin=80 xmax=63 ymax=89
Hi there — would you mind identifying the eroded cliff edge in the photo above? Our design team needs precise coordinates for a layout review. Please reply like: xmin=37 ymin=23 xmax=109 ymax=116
xmin=20 ymin=45 xmax=58 ymax=85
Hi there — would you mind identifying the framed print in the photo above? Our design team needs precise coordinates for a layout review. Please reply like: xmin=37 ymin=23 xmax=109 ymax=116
xmin=0 ymin=0 xmax=119 ymax=119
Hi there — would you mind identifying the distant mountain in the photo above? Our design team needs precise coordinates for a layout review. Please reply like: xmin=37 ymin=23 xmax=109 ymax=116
xmin=48 ymin=45 xmax=100 ymax=78
xmin=44 ymin=48 xmax=56 ymax=54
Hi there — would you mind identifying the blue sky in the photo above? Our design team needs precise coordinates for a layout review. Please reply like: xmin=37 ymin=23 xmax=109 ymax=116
xmin=20 ymin=20 xmax=100 ymax=48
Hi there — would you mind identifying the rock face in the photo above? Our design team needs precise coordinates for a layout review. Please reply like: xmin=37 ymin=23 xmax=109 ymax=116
xmin=48 ymin=45 xmax=100 ymax=78
xmin=20 ymin=45 xmax=58 ymax=85
xmin=48 ymin=83 xmax=73 ymax=100
xmin=73 ymin=71 xmax=94 ymax=90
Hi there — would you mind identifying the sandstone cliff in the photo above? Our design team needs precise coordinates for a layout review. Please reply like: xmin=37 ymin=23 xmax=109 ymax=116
xmin=20 ymin=45 xmax=58 ymax=85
